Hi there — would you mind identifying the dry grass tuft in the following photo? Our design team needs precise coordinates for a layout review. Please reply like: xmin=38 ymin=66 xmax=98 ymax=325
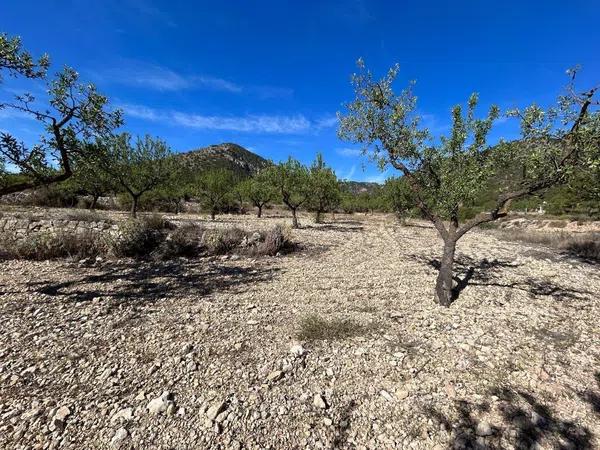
xmin=297 ymin=314 xmax=372 ymax=341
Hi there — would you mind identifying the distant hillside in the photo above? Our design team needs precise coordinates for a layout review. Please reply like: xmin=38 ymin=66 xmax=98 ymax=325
xmin=340 ymin=180 xmax=382 ymax=195
xmin=178 ymin=143 xmax=270 ymax=178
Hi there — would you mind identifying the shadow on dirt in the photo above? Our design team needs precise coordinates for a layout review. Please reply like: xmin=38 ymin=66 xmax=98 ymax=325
xmin=579 ymin=372 xmax=600 ymax=417
xmin=424 ymin=386 xmax=594 ymax=449
xmin=308 ymin=224 xmax=365 ymax=233
xmin=30 ymin=259 xmax=280 ymax=304
xmin=331 ymin=400 xmax=358 ymax=449
xmin=412 ymin=254 xmax=592 ymax=302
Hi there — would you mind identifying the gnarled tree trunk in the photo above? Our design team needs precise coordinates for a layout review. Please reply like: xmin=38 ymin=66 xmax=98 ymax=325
xmin=434 ymin=238 xmax=457 ymax=306
xmin=257 ymin=205 xmax=262 ymax=218
xmin=130 ymin=195 xmax=140 ymax=218
xmin=291 ymin=208 xmax=299 ymax=228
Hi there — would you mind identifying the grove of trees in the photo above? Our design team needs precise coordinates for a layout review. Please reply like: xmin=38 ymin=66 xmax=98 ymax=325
xmin=2 ymin=34 xmax=598 ymax=307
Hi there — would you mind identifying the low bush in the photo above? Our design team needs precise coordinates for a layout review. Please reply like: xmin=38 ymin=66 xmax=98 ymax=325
xmin=154 ymin=224 xmax=203 ymax=260
xmin=109 ymin=218 xmax=165 ymax=258
xmin=63 ymin=210 xmax=113 ymax=224
xmin=202 ymin=227 xmax=247 ymax=255
xmin=142 ymin=213 xmax=175 ymax=231
xmin=23 ymin=186 xmax=79 ymax=208
xmin=0 ymin=230 xmax=107 ymax=260
xmin=250 ymin=225 xmax=295 ymax=256
xmin=297 ymin=314 xmax=370 ymax=341
xmin=202 ymin=225 xmax=296 ymax=257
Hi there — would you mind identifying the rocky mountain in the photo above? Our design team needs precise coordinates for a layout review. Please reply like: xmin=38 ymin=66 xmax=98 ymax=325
xmin=340 ymin=180 xmax=382 ymax=194
xmin=178 ymin=143 xmax=270 ymax=178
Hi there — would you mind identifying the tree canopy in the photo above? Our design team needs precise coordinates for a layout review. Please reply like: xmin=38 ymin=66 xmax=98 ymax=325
xmin=339 ymin=60 xmax=599 ymax=305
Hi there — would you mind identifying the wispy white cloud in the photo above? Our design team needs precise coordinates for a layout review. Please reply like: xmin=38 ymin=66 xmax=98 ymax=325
xmin=192 ymin=76 xmax=242 ymax=93
xmin=336 ymin=147 xmax=362 ymax=157
xmin=249 ymin=85 xmax=294 ymax=100
xmin=0 ymin=109 xmax=35 ymax=121
xmin=343 ymin=165 xmax=357 ymax=180
xmin=94 ymin=60 xmax=292 ymax=98
xmin=316 ymin=116 xmax=338 ymax=129
xmin=172 ymin=112 xmax=311 ymax=134
xmin=118 ymin=103 xmax=162 ymax=121
xmin=120 ymin=103 xmax=316 ymax=134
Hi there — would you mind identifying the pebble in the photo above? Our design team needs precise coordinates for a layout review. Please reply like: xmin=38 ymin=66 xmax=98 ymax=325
xmin=206 ymin=401 xmax=226 ymax=421
xmin=110 ymin=427 xmax=128 ymax=449
xmin=313 ymin=394 xmax=327 ymax=409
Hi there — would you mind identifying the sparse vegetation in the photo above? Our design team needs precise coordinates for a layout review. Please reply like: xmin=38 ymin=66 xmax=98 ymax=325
xmin=0 ymin=230 xmax=106 ymax=260
xmin=496 ymin=230 xmax=600 ymax=262
xmin=297 ymin=314 xmax=372 ymax=341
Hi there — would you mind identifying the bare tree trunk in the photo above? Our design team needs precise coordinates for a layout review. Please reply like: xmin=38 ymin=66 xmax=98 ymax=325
xmin=257 ymin=205 xmax=262 ymax=218
xmin=130 ymin=195 xmax=140 ymax=218
xmin=291 ymin=208 xmax=299 ymax=228
xmin=434 ymin=238 xmax=457 ymax=306
xmin=210 ymin=209 xmax=216 ymax=220
xmin=315 ymin=210 xmax=322 ymax=223
xmin=89 ymin=194 xmax=99 ymax=210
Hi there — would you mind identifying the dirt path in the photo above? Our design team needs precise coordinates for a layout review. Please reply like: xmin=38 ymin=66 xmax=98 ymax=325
xmin=1 ymin=213 xmax=599 ymax=449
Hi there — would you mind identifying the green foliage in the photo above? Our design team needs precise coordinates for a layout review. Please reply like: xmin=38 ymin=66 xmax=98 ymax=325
xmin=0 ymin=32 xmax=49 ymax=81
xmin=383 ymin=176 xmax=415 ymax=219
xmin=98 ymin=134 xmax=174 ymax=216
xmin=236 ymin=173 xmax=274 ymax=217
xmin=264 ymin=157 xmax=310 ymax=227
xmin=339 ymin=60 xmax=599 ymax=230
xmin=196 ymin=168 xmax=237 ymax=219
xmin=307 ymin=153 xmax=341 ymax=222
xmin=0 ymin=63 xmax=122 ymax=195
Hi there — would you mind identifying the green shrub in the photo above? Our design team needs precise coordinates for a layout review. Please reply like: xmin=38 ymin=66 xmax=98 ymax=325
xmin=23 ymin=186 xmax=79 ymax=208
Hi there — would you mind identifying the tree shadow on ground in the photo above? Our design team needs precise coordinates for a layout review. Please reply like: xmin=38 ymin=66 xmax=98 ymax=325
xmin=308 ymin=224 xmax=365 ymax=233
xmin=412 ymin=254 xmax=593 ymax=302
xmin=29 ymin=259 xmax=280 ymax=304
xmin=331 ymin=400 xmax=357 ymax=449
xmin=424 ymin=386 xmax=594 ymax=449
xmin=579 ymin=372 xmax=600 ymax=417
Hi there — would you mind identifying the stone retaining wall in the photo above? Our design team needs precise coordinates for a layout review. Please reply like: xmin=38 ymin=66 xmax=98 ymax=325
xmin=0 ymin=216 xmax=118 ymax=240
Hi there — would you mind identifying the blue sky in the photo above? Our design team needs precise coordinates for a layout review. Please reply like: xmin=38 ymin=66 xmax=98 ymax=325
xmin=1 ymin=0 xmax=599 ymax=182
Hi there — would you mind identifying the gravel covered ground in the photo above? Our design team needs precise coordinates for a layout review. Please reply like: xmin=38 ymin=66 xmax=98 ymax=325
xmin=1 ymin=212 xmax=599 ymax=449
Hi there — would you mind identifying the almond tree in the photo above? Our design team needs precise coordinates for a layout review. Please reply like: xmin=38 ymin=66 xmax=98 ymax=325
xmin=384 ymin=176 xmax=414 ymax=222
xmin=339 ymin=60 xmax=599 ymax=306
xmin=0 ymin=34 xmax=121 ymax=196
xmin=237 ymin=173 xmax=274 ymax=218
xmin=100 ymin=134 xmax=174 ymax=217
xmin=308 ymin=153 xmax=341 ymax=223
xmin=265 ymin=157 xmax=310 ymax=228
xmin=196 ymin=168 xmax=236 ymax=220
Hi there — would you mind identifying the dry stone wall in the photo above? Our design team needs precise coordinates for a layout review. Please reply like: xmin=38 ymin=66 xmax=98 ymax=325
xmin=0 ymin=216 xmax=118 ymax=240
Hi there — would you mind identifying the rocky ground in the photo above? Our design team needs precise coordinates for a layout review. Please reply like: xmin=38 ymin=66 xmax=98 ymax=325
xmin=0 ymin=212 xmax=599 ymax=449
